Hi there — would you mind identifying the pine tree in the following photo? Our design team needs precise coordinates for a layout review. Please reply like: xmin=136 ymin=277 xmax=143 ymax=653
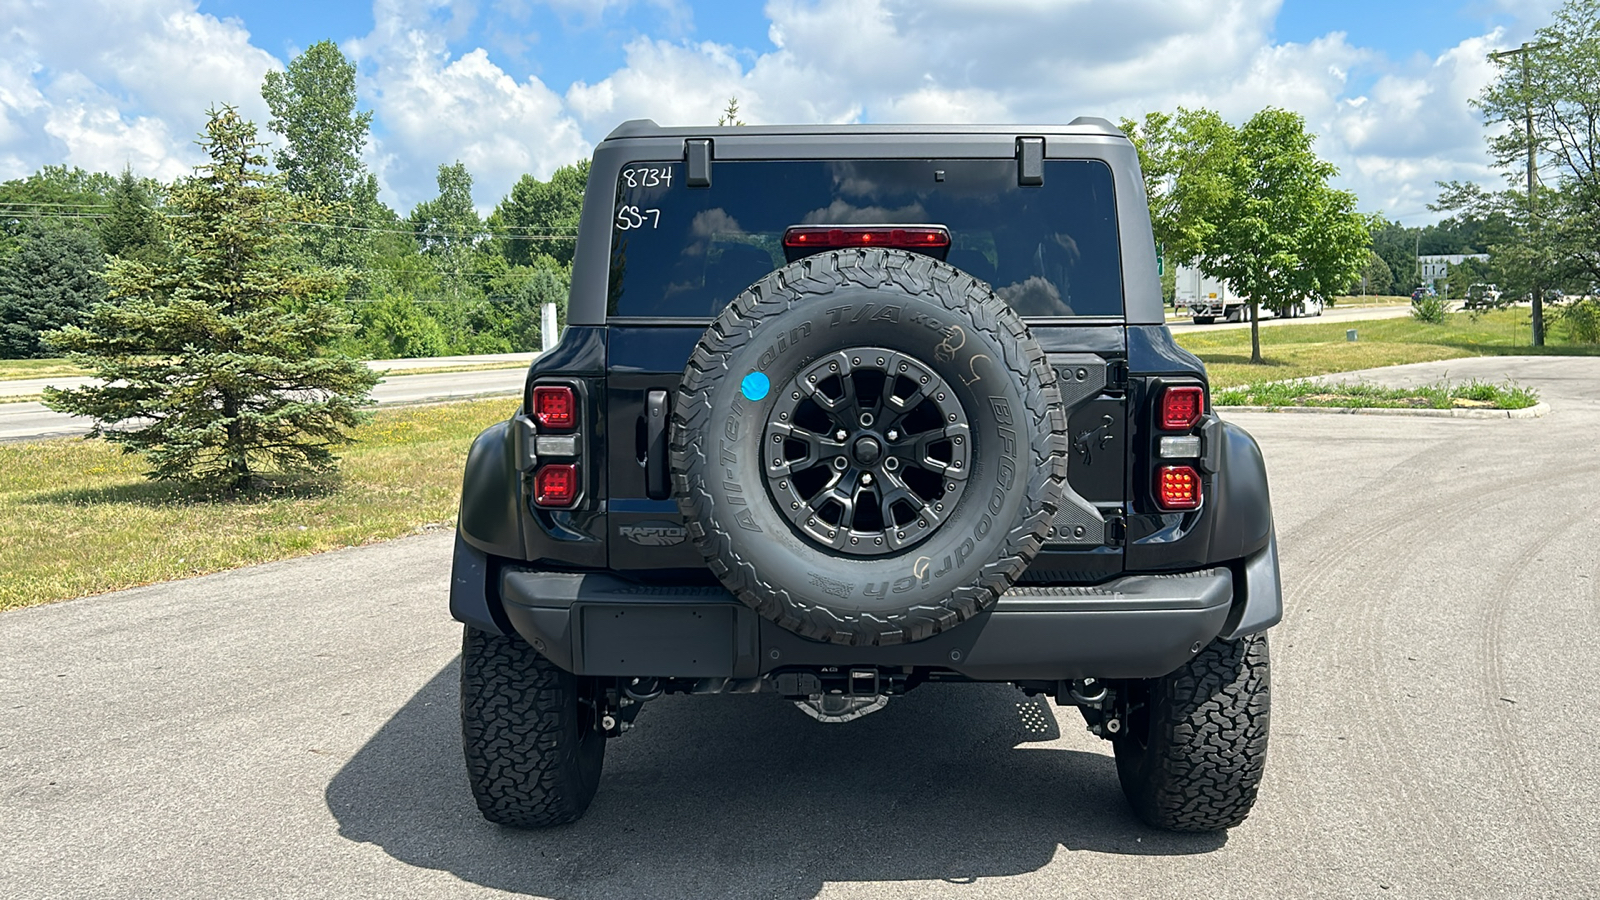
xmin=0 ymin=224 xmax=106 ymax=358
xmin=98 ymin=167 xmax=166 ymax=265
xmin=43 ymin=107 xmax=380 ymax=490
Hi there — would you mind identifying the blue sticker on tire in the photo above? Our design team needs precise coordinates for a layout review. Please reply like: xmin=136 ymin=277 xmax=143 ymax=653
xmin=741 ymin=371 xmax=770 ymax=402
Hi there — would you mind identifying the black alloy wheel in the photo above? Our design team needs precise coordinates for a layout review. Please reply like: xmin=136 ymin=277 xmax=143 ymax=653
xmin=763 ymin=347 xmax=970 ymax=556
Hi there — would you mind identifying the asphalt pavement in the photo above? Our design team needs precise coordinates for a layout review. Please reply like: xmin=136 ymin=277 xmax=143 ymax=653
xmin=0 ymin=364 xmax=530 ymax=442
xmin=2 ymin=356 xmax=1597 ymax=899
xmin=1166 ymin=302 xmax=1414 ymax=334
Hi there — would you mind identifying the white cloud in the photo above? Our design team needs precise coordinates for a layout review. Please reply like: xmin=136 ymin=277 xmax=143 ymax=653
xmin=0 ymin=0 xmax=1556 ymax=224
xmin=351 ymin=0 xmax=591 ymax=213
xmin=0 ymin=0 xmax=280 ymax=182
xmin=562 ymin=0 xmax=1519 ymax=220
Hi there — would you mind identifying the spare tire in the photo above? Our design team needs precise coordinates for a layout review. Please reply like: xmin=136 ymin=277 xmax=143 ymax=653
xmin=670 ymin=248 xmax=1069 ymax=646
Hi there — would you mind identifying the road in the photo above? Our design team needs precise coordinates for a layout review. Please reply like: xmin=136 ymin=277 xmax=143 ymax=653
xmin=0 ymin=365 xmax=529 ymax=441
xmin=0 ymin=352 xmax=535 ymax=399
xmin=1167 ymin=302 xmax=1413 ymax=334
xmin=3 ymin=356 xmax=1597 ymax=899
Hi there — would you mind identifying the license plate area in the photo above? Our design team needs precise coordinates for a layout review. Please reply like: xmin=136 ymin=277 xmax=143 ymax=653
xmin=576 ymin=603 xmax=735 ymax=677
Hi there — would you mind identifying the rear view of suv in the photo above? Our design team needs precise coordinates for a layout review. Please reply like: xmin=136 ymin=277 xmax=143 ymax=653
xmin=450 ymin=119 xmax=1281 ymax=833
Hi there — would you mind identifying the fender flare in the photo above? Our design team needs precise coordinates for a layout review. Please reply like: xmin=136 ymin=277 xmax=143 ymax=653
xmin=458 ymin=419 xmax=526 ymax=559
xmin=1205 ymin=419 xmax=1273 ymax=561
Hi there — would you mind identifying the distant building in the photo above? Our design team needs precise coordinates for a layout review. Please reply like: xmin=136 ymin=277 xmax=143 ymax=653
xmin=1418 ymin=253 xmax=1489 ymax=281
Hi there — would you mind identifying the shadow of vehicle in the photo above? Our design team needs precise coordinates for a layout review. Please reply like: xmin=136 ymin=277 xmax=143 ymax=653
xmin=326 ymin=659 xmax=1225 ymax=899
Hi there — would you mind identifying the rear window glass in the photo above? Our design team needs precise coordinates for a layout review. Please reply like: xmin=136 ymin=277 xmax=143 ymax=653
xmin=606 ymin=159 xmax=1122 ymax=318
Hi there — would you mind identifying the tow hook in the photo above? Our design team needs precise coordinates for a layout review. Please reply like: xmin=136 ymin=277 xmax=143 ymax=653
xmin=1059 ymin=678 xmax=1127 ymax=741
xmin=598 ymin=679 xmax=655 ymax=737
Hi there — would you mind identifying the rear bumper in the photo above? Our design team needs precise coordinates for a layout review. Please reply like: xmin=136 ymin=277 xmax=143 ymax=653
xmin=490 ymin=543 xmax=1279 ymax=681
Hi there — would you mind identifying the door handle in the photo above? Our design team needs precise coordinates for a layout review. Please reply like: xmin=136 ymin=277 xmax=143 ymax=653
xmin=646 ymin=389 xmax=669 ymax=499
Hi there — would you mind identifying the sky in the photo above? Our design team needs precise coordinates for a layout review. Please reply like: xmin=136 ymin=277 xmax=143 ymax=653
xmin=0 ymin=0 xmax=1564 ymax=223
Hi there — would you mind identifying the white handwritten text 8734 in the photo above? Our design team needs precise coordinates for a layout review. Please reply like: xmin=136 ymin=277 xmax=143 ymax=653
xmin=621 ymin=167 xmax=673 ymax=189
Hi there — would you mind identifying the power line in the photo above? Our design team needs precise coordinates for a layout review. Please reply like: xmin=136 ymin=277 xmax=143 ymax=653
xmin=2 ymin=205 xmax=579 ymax=241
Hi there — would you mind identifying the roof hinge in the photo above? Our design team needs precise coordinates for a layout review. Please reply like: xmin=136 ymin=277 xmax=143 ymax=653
xmin=1106 ymin=360 xmax=1129 ymax=391
xmin=685 ymin=139 xmax=713 ymax=187
xmin=1017 ymin=136 xmax=1044 ymax=186
xmin=1105 ymin=514 xmax=1126 ymax=547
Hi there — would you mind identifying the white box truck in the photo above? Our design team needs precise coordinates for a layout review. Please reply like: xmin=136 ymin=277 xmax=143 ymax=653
xmin=1175 ymin=264 xmax=1322 ymax=324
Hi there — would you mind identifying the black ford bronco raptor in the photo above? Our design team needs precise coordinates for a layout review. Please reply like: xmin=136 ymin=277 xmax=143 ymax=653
xmin=450 ymin=119 xmax=1280 ymax=833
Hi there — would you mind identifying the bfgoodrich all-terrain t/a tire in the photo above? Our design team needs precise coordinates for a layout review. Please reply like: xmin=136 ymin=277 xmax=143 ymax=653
xmin=1113 ymin=633 xmax=1271 ymax=832
xmin=460 ymin=625 xmax=605 ymax=828
xmin=671 ymin=247 xmax=1069 ymax=647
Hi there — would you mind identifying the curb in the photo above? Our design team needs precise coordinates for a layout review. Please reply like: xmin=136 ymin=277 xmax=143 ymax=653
xmin=1217 ymin=401 xmax=1549 ymax=419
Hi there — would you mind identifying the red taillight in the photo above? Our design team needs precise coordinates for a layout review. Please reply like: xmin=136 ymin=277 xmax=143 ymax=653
xmin=782 ymin=225 xmax=951 ymax=253
xmin=1156 ymin=465 xmax=1202 ymax=510
xmin=533 ymin=385 xmax=576 ymax=430
xmin=1160 ymin=386 xmax=1205 ymax=431
xmin=534 ymin=463 xmax=579 ymax=507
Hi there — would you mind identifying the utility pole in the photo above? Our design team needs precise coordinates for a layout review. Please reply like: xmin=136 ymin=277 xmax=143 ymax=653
xmin=1490 ymin=40 xmax=1558 ymax=346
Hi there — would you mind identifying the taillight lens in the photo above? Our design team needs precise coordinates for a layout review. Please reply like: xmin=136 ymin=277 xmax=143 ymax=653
xmin=782 ymin=225 xmax=951 ymax=253
xmin=1160 ymin=386 xmax=1205 ymax=431
xmin=534 ymin=463 xmax=579 ymax=507
xmin=533 ymin=385 xmax=576 ymax=430
xmin=1156 ymin=465 xmax=1202 ymax=510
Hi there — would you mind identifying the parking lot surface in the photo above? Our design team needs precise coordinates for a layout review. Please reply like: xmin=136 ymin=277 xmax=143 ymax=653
xmin=3 ymin=357 xmax=1596 ymax=899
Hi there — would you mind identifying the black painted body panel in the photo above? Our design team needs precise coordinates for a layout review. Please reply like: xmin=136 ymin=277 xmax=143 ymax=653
xmin=449 ymin=124 xmax=1282 ymax=661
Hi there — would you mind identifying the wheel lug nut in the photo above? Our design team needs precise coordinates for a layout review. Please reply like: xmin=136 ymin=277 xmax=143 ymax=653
xmin=835 ymin=430 xmax=847 ymax=441
xmin=862 ymin=473 xmax=873 ymax=485
xmin=887 ymin=429 xmax=899 ymax=441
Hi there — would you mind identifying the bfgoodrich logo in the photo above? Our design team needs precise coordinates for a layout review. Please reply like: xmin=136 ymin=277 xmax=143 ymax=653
xmin=619 ymin=521 xmax=689 ymax=547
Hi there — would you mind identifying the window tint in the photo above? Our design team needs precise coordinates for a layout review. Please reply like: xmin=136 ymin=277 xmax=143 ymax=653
xmin=606 ymin=159 xmax=1122 ymax=318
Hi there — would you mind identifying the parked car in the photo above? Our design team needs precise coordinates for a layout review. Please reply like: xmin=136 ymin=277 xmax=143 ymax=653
xmin=1463 ymin=283 xmax=1502 ymax=310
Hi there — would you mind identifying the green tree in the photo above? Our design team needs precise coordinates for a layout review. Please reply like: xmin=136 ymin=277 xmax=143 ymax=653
xmin=409 ymin=161 xmax=486 ymax=301
xmin=44 ymin=107 xmax=379 ymax=490
xmin=348 ymin=289 xmax=449 ymax=358
xmin=1435 ymin=0 xmax=1600 ymax=341
xmin=0 ymin=224 xmax=106 ymax=358
xmin=1120 ymin=108 xmax=1237 ymax=268
xmin=99 ymin=167 xmax=167 ymax=265
xmin=487 ymin=159 xmax=588 ymax=268
xmin=1445 ymin=255 xmax=1493 ymax=300
xmin=1371 ymin=216 xmax=1420 ymax=294
xmin=0 ymin=166 xmax=113 ymax=253
xmin=1356 ymin=250 xmax=1394 ymax=296
xmin=262 ymin=40 xmax=383 ymax=271
xmin=1192 ymin=109 xmax=1370 ymax=363
xmin=483 ymin=261 xmax=569 ymax=348
xmin=717 ymin=96 xmax=746 ymax=126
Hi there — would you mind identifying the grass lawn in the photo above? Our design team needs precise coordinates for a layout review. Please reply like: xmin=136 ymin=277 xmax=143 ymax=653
xmin=1177 ymin=308 xmax=1600 ymax=388
xmin=0 ymin=398 xmax=516 ymax=611
xmin=1328 ymin=294 xmax=1411 ymax=308
xmin=0 ymin=358 xmax=89 ymax=381
xmin=1214 ymin=378 xmax=1540 ymax=410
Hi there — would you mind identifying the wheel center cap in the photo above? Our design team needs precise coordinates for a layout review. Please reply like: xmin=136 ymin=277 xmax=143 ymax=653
xmin=852 ymin=435 xmax=882 ymax=466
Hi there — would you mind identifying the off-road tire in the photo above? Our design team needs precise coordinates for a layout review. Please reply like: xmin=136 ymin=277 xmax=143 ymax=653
xmin=671 ymin=247 xmax=1069 ymax=647
xmin=1113 ymin=633 xmax=1271 ymax=832
xmin=460 ymin=625 xmax=605 ymax=828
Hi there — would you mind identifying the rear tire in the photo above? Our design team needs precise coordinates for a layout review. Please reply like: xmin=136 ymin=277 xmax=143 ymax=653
xmin=461 ymin=625 xmax=606 ymax=828
xmin=1113 ymin=633 xmax=1270 ymax=832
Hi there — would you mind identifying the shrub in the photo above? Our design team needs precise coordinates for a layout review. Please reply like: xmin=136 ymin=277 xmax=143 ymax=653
xmin=1411 ymin=294 xmax=1448 ymax=324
